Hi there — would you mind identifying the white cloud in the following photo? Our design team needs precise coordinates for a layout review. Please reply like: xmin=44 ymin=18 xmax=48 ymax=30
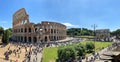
xmin=62 ymin=23 xmax=79 ymax=28
xmin=62 ymin=23 xmax=74 ymax=27
xmin=4 ymin=27 xmax=8 ymax=30
xmin=1 ymin=21 xmax=8 ymax=23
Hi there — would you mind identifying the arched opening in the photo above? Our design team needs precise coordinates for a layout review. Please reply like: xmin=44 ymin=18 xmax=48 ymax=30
xmin=33 ymin=37 xmax=37 ymax=43
xmin=21 ymin=28 xmax=23 ymax=32
xmin=54 ymin=29 xmax=56 ymax=33
xmin=29 ymin=28 xmax=31 ymax=32
xmin=18 ymin=36 xmax=20 ymax=41
xmin=51 ymin=36 xmax=53 ymax=41
xmin=54 ymin=36 xmax=56 ymax=40
xmin=25 ymin=28 xmax=27 ymax=33
xmin=24 ymin=36 xmax=27 ymax=42
xmin=51 ymin=29 xmax=53 ymax=34
xmin=45 ymin=29 xmax=47 ymax=32
xmin=21 ymin=36 xmax=23 ymax=42
xmin=45 ymin=36 xmax=47 ymax=42
xmin=16 ymin=36 xmax=18 ymax=41
xmin=19 ymin=29 xmax=20 ymax=32
xmin=35 ymin=28 xmax=37 ymax=32
xmin=28 ymin=37 xmax=31 ymax=42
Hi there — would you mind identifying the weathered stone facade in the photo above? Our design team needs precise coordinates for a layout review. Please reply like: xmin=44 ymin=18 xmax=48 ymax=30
xmin=95 ymin=29 xmax=110 ymax=41
xmin=12 ymin=8 xmax=66 ymax=43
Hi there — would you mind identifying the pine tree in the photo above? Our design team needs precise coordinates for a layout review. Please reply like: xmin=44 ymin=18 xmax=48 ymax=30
xmin=2 ymin=31 xmax=5 ymax=43
xmin=2 ymin=30 xmax=9 ymax=44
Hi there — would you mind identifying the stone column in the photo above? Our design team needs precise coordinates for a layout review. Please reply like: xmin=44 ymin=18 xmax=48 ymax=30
xmin=27 ymin=36 xmax=29 ymax=42
xmin=55 ymin=28 xmax=58 ymax=40
xmin=20 ymin=36 xmax=21 ymax=42
xmin=16 ymin=36 xmax=17 ymax=41
xmin=53 ymin=29 xmax=54 ymax=40
xmin=31 ymin=37 xmax=33 ymax=43
xmin=23 ymin=36 xmax=24 ymax=42
xmin=23 ymin=28 xmax=24 ymax=33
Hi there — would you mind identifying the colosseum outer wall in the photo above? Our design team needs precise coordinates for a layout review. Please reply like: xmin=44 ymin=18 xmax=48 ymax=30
xmin=12 ymin=8 xmax=66 ymax=43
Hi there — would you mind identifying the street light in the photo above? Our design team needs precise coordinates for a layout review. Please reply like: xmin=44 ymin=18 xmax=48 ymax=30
xmin=92 ymin=24 xmax=97 ymax=53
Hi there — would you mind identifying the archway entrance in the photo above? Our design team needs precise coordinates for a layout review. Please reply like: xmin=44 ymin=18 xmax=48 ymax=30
xmin=54 ymin=36 xmax=56 ymax=41
xmin=45 ymin=36 xmax=47 ymax=42
xmin=24 ymin=36 xmax=27 ymax=42
xmin=33 ymin=37 xmax=37 ymax=43
xmin=21 ymin=36 xmax=23 ymax=42
xmin=28 ymin=37 xmax=31 ymax=42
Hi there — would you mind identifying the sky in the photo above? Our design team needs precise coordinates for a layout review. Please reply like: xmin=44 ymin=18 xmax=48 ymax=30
xmin=0 ymin=0 xmax=120 ymax=31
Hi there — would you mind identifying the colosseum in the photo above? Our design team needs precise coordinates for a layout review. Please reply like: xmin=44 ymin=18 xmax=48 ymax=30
xmin=12 ymin=8 xmax=66 ymax=43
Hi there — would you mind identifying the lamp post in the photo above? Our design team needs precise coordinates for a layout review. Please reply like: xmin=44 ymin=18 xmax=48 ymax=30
xmin=92 ymin=24 xmax=97 ymax=53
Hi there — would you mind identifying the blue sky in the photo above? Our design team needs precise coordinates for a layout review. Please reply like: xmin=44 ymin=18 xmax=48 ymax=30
xmin=0 ymin=0 xmax=120 ymax=31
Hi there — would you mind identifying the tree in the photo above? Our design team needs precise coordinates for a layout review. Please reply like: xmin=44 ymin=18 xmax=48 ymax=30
xmin=6 ymin=28 xmax=12 ymax=38
xmin=111 ymin=29 xmax=120 ymax=37
xmin=86 ymin=42 xmax=95 ymax=53
xmin=0 ymin=26 xmax=4 ymax=36
xmin=58 ymin=46 xmax=77 ymax=61
xmin=75 ymin=44 xmax=86 ymax=56
xmin=2 ymin=31 xmax=5 ymax=43
xmin=2 ymin=30 xmax=10 ymax=44
xmin=67 ymin=28 xmax=94 ymax=37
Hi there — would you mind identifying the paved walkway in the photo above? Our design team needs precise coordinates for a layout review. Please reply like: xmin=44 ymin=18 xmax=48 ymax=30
xmin=82 ymin=47 xmax=112 ymax=62
xmin=30 ymin=50 xmax=42 ymax=62
xmin=30 ymin=53 xmax=42 ymax=62
xmin=82 ymin=41 xmax=119 ymax=62
xmin=37 ymin=53 xmax=42 ymax=62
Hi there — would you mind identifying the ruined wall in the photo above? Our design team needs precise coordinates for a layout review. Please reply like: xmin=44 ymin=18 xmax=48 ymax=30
xmin=12 ymin=8 xmax=66 ymax=43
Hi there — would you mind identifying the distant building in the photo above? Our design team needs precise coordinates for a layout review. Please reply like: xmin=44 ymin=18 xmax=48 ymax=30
xmin=96 ymin=29 xmax=110 ymax=41
xmin=12 ymin=8 xmax=66 ymax=43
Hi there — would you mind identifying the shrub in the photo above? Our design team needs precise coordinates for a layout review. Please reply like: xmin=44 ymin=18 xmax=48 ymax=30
xmin=75 ymin=43 xmax=86 ymax=56
xmin=58 ymin=46 xmax=77 ymax=61
xmin=86 ymin=42 xmax=95 ymax=53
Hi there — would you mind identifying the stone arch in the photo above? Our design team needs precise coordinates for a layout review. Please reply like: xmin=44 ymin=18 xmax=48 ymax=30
xmin=24 ymin=36 xmax=27 ymax=42
xmin=54 ymin=36 xmax=56 ymax=40
xmin=21 ymin=28 xmax=23 ymax=32
xmin=45 ymin=36 xmax=47 ymax=42
xmin=51 ymin=29 xmax=53 ymax=34
xmin=33 ymin=37 xmax=37 ymax=43
xmin=35 ymin=28 xmax=37 ymax=32
xmin=29 ymin=28 xmax=31 ymax=32
xmin=21 ymin=36 xmax=23 ymax=42
xmin=25 ymin=28 xmax=27 ymax=32
xmin=28 ymin=37 xmax=31 ymax=42
xmin=45 ymin=29 xmax=47 ymax=32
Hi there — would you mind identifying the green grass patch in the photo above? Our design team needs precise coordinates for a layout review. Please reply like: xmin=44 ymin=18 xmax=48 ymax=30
xmin=80 ymin=41 xmax=113 ymax=52
xmin=43 ymin=41 xmax=113 ymax=62
xmin=43 ymin=47 xmax=58 ymax=62
xmin=75 ymin=36 xmax=94 ymax=38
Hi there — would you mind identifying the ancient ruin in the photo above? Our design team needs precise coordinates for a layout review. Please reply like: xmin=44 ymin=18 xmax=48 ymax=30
xmin=12 ymin=8 xmax=66 ymax=43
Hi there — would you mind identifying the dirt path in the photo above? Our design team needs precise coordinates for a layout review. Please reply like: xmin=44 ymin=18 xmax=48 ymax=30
xmin=0 ymin=43 xmax=31 ymax=62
